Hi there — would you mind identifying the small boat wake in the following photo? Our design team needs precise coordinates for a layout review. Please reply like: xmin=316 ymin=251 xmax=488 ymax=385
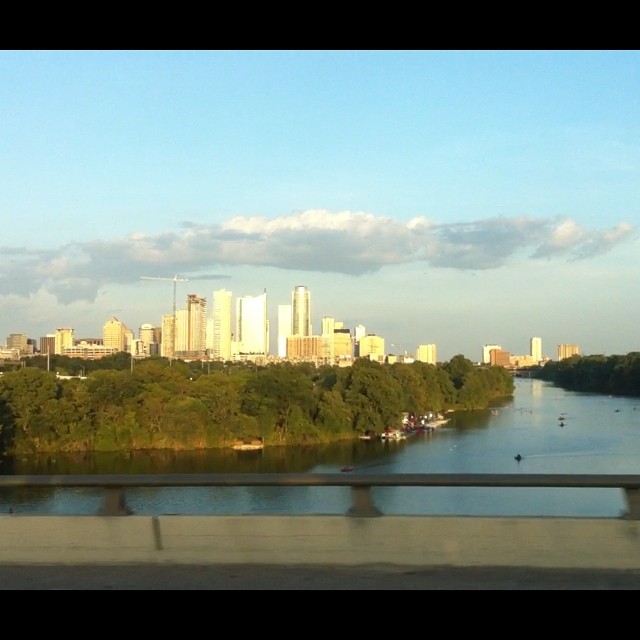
xmin=517 ymin=450 xmax=611 ymax=460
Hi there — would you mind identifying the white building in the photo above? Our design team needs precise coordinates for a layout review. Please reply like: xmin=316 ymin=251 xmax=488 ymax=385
xmin=530 ymin=336 xmax=542 ymax=362
xmin=235 ymin=291 xmax=269 ymax=357
xmin=278 ymin=304 xmax=292 ymax=358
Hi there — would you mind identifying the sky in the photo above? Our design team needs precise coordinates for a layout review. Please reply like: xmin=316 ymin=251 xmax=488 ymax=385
xmin=1 ymin=50 xmax=639 ymax=363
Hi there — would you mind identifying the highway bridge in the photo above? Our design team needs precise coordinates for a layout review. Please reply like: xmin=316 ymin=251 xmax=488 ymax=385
xmin=2 ymin=472 xmax=640 ymax=575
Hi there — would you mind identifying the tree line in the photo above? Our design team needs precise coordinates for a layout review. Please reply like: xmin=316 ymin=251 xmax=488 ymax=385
xmin=0 ymin=354 xmax=514 ymax=454
xmin=532 ymin=352 xmax=640 ymax=396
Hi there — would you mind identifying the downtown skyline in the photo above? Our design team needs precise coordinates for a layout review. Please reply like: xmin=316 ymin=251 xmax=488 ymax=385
xmin=5 ymin=282 xmax=571 ymax=365
xmin=1 ymin=51 xmax=639 ymax=362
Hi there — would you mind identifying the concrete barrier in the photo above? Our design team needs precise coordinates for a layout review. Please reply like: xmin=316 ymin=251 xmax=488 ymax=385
xmin=2 ymin=514 xmax=640 ymax=569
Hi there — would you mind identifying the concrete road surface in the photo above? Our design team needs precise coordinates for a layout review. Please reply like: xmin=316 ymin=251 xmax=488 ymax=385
xmin=3 ymin=564 xmax=640 ymax=589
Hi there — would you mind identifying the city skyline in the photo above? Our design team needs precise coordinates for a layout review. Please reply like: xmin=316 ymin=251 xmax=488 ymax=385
xmin=1 ymin=51 xmax=639 ymax=361
xmin=4 ymin=283 xmax=572 ymax=364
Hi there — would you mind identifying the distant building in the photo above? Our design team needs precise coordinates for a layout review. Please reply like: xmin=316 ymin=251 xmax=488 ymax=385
xmin=139 ymin=323 xmax=159 ymax=357
xmin=482 ymin=344 xmax=501 ymax=364
xmin=209 ymin=289 xmax=233 ymax=362
xmin=489 ymin=349 xmax=511 ymax=367
xmin=359 ymin=334 xmax=385 ymax=361
xmin=235 ymin=291 xmax=268 ymax=357
xmin=286 ymin=335 xmax=324 ymax=362
xmin=161 ymin=314 xmax=175 ymax=359
xmin=103 ymin=317 xmax=129 ymax=353
xmin=6 ymin=333 xmax=32 ymax=355
xmin=416 ymin=344 xmax=437 ymax=364
xmin=557 ymin=344 xmax=580 ymax=360
xmin=55 ymin=328 xmax=74 ymax=355
xmin=530 ymin=337 xmax=542 ymax=362
xmin=291 ymin=285 xmax=311 ymax=336
xmin=333 ymin=327 xmax=353 ymax=360
xmin=278 ymin=304 xmax=293 ymax=358
xmin=40 ymin=335 xmax=55 ymax=355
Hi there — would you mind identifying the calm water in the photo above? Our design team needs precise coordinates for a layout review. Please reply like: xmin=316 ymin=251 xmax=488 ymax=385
xmin=2 ymin=377 xmax=640 ymax=517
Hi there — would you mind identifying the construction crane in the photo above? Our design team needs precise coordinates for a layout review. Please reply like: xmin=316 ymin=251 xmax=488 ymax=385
xmin=140 ymin=275 xmax=189 ymax=360
xmin=140 ymin=275 xmax=189 ymax=318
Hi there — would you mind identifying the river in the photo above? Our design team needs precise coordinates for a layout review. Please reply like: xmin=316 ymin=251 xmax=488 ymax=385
xmin=2 ymin=377 xmax=640 ymax=517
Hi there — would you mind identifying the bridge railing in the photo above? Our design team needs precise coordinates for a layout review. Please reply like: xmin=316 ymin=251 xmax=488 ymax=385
xmin=2 ymin=473 xmax=640 ymax=518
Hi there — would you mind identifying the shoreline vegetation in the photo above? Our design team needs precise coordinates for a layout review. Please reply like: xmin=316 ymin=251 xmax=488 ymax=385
xmin=0 ymin=354 xmax=514 ymax=455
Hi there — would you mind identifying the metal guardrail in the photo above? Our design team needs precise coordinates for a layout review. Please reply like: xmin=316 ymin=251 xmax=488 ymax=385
xmin=2 ymin=473 xmax=640 ymax=518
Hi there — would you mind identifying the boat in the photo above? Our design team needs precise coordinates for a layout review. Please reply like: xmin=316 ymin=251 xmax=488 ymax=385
xmin=231 ymin=437 xmax=264 ymax=451
xmin=380 ymin=428 xmax=407 ymax=441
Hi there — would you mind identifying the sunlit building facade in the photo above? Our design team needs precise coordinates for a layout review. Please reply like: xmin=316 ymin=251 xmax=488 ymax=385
xmin=292 ymin=285 xmax=311 ymax=336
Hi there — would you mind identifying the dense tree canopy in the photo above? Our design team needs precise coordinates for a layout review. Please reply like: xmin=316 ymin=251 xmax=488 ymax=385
xmin=533 ymin=353 xmax=640 ymax=396
xmin=0 ymin=355 xmax=514 ymax=454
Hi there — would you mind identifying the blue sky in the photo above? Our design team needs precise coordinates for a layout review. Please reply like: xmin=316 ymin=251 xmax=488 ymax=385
xmin=1 ymin=50 xmax=639 ymax=362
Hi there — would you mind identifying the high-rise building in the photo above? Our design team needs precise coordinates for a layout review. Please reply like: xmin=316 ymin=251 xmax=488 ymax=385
xmin=55 ymin=328 xmax=74 ymax=355
xmin=278 ymin=304 xmax=292 ymax=358
xmin=354 ymin=324 xmax=366 ymax=343
xmin=416 ymin=344 xmax=437 ymax=364
xmin=174 ymin=308 xmax=189 ymax=354
xmin=557 ymin=344 xmax=580 ymax=360
xmin=182 ymin=293 xmax=207 ymax=359
xmin=286 ymin=336 xmax=324 ymax=362
xmin=236 ymin=291 xmax=268 ymax=356
xmin=161 ymin=314 xmax=175 ymax=359
xmin=490 ymin=348 xmax=511 ymax=367
xmin=359 ymin=334 xmax=385 ymax=361
xmin=333 ymin=327 xmax=353 ymax=361
xmin=103 ymin=317 xmax=128 ymax=353
xmin=40 ymin=334 xmax=55 ymax=356
xmin=210 ymin=289 xmax=233 ymax=362
xmin=530 ymin=336 xmax=542 ymax=362
xmin=482 ymin=344 xmax=501 ymax=364
xmin=292 ymin=285 xmax=311 ymax=336
xmin=320 ymin=316 xmax=336 ymax=362
xmin=6 ymin=333 xmax=31 ymax=355
xmin=139 ymin=323 xmax=158 ymax=356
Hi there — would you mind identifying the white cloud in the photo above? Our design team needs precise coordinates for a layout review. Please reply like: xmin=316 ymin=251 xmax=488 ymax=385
xmin=0 ymin=209 xmax=635 ymax=306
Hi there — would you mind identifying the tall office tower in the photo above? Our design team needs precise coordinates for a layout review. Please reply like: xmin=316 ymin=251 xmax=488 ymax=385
xmin=174 ymin=308 xmax=189 ymax=354
xmin=6 ymin=333 xmax=30 ymax=355
xmin=278 ymin=304 xmax=292 ymax=358
xmin=209 ymin=289 xmax=233 ymax=362
xmin=161 ymin=314 xmax=175 ymax=359
xmin=482 ymin=344 xmax=501 ymax=364
xmin=557 ymin=344 xmax=580 ymax=360
xmin=320 ymin=316 xmax=336 ymax=362
xmin=139 ymin=323 xmax=157 ymax=357
xmin=183 ymin=293 xmax=207 ymax=359
xmin=236 ymin=291 xmax=268 ymax=356
xmin=55 ymin=328 xmax=74 ymax=355
xmin=40 ymin=334 xmax=55 ymax=355
xmin=333 ymin=327 xmax=353 ymax=360
xmin=292 ymin=285 xmax=311 ymax=336
xmin=530 ymin=336 xmax=542 ymax=362
xmin=354 ymin=324 xmax=366 ymax=343
xmin=359 ymin=334 xmax=385 ymax=361
xmin=321 ymin=316 xmax=335 ymax=336
xmin=416 ymin=344 xmax=437 ymax=364
xmin=103 ymin=317 xmax=128 ymax=353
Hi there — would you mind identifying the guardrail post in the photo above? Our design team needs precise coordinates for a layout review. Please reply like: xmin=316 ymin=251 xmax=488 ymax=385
xmin=98 ymin=487 xmax=132 ymax=516
xmin=348 ymin=485 xmax=382 ymax=517
xmin=623 ymin=488 xmax=640 ymax=519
